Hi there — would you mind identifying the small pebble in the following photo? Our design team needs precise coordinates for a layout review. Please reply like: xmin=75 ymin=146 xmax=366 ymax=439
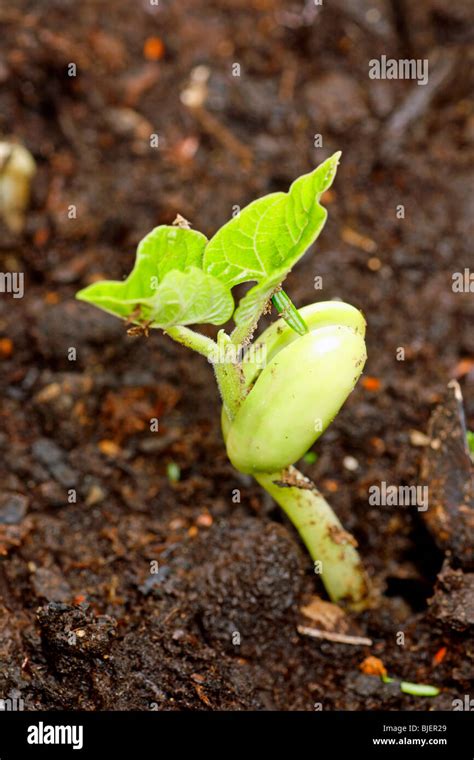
xmin=85 ymin=484 xmax=106 ymax=506
xmin=0 ymin=493 xmax=28 ymax=524
xmin=169 ymin=517 xmax=186 ymax=530
xmin=409 ymin=430 xmax=431 ymax=447
xmin=98 ymin=439 xmax=122 ymax=458
xmin=38 ymin=481 xmax=66 ymax=507
xmin=343 ymin=456 xmax=359 ymax=472
xmin=367 ymin=256 xmax=382 ymax=271
xmin=31 ymin=438 xmax=64 ymax=466
xmin=49 ymin=462 xmax=78 ymax=488
xmin=32 ymin=567 xmax=71 ymax=602
xmin=34 ymin=382 xmax=62 ymax=403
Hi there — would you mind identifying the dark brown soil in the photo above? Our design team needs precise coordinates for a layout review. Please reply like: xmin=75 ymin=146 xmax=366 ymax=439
xmin=0 ymin=0 xmax=472 ymax=711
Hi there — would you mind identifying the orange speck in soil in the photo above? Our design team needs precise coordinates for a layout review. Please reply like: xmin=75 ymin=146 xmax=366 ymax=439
xmin=143 ymin=36 xmax=165 ymax=61
xmin=361 ymin=376 xmax=381 ymax=392
xmin=360 ymin=656 xmax=387 ymax=678
xmin=369 ymin=436 xmax=385 ymax=454
xmin=98 ymin=439 xmax=122 ymax=458
xmin=0 ymin=338 xmax=13 ymax=358
xmin=34 ymin=227 xmax=50 ymax=247
xmin=188 ymin=526 xmax=198 ymax=538
xmin=432 ymin=646 xmax=447 ymax=666
xmin=73 ymin=594 xmax=87 ymax=605
xmin=45 ymin=292 xmax=60 ymax=305
xmin=322 ymin=479 xmax=339 ymax=493
xmin=337 ymin=35 xmax=352 ymax=52
xmin=452 ymin=357 xmax=474 ymax=378
xmin=196 ymin=513 xmax=213 ymax=528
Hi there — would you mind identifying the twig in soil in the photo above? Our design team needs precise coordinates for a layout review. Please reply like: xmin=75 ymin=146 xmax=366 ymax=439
xmin=333 ymin=0 xmax=394 ymax=41
xmin=180 ymin=67 xmax=251 ymax=166
xmin=278 ymin=64 xmax=297 ymax=102
xmin=379 ymin=49 xmax=458 ymax=164
xmin=192 ymin=682 xmax=213 ymax=708
xmin=191 ymin=106 xmax=252 ymax=167
xmin=297 ymin=625 xmax=372 ymax=647
xmin=389 ymin=0 xmax=436 ymax=54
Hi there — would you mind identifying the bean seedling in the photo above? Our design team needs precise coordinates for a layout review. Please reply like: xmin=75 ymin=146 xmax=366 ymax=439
xmin=77 ymin=153 xmax=370 ymax=607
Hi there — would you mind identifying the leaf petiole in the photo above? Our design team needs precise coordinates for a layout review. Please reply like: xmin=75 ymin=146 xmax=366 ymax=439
xmin=165 ymin=325 xmax=218 ymax=360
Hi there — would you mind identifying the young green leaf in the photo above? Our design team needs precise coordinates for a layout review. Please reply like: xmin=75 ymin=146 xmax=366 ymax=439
xmin=138 ymin=225 xmax=207 ymax=280
xmin=203 ymin=152 xmax=340 ymax=336
xmin=145 ymin=267 xmax=233 ymax=327
xmin=78 ymin=267 xmax=233 ymax=329
xmin=76 ymin=225 xmax=234 ymax=328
